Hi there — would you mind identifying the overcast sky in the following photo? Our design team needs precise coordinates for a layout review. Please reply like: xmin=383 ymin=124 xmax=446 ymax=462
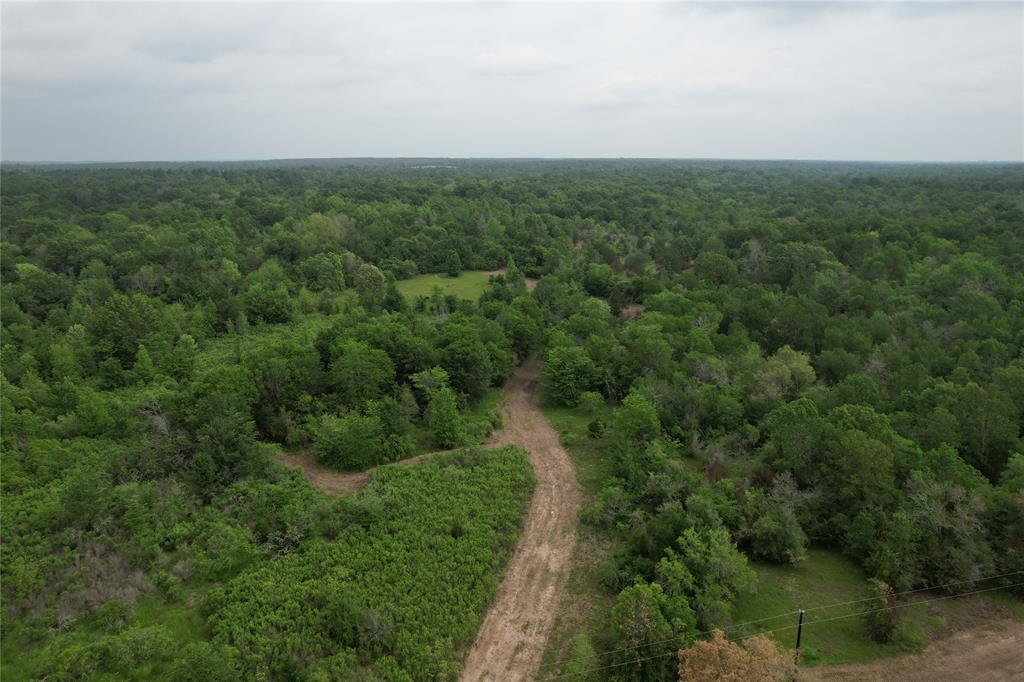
xmin=2 ymin=1 xmax=1022 ymax=162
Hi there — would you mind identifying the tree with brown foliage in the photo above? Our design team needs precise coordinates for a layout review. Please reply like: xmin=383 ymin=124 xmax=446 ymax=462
xmin=678 ymin=629 xmax=798 ymax=681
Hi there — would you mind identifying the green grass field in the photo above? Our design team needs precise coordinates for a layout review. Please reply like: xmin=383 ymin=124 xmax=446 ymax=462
xmin=732 ymin=549 xmax=920 ymax=664
xmin=732 ymin=549 xmax=1023 ymax=666
xmin=395 ymin=270 xmax=496 ymax=300
xmin=540 ymin=399 xmax=615 ymax=497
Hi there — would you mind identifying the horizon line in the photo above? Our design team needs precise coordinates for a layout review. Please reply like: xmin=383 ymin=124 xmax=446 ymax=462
xmin=4 ymin=155 xmax=1023 ymax=166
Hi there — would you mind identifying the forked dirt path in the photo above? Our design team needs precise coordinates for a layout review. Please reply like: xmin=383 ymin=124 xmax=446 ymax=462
xmin=278 ymin=360 xmax=582 ymax=681
xmin=276 ymin=449 xmax=431 ymax=495
xmin=460 ymin=359 xmax=582 ymax=682
xmin=804 ymin=619 xmax=1024 ymax=681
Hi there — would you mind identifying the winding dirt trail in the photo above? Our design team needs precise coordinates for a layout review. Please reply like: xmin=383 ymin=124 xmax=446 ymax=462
xmin=278 ymin=360 xmax=582 ymax=680
xmin=459 ymin=359 xmax=582 ymax=682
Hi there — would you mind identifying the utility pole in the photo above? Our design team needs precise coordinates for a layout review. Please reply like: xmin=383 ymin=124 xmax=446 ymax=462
xmin=794 ymin=609 xmax=805 ymax=664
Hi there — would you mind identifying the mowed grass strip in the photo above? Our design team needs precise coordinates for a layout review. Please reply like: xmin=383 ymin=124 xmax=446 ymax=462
xmin=395 ymin=271 xmax=496 ymax=300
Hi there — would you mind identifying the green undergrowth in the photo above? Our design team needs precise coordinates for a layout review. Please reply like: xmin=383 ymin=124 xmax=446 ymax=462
xmin=193 ymin=311 xmax=344 ymax=373
xmin=1 ymin=593 xmax=211 ymax=681
xmin=2 ymin=446 xmax=534 ymax=681
xmin=207 ymin=445 xmax=535 ymax=680
xmin=540 ymin=398 xmax=615 ymax=497
xmin=403 ymin=386 xmax=501 ymax=456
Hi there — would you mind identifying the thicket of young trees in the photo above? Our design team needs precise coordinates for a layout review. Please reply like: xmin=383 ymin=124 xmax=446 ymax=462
xmin=2 ymin=159 xmax=1022 ymax=680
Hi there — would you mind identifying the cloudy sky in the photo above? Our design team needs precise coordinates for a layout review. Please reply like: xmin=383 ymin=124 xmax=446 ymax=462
xmin=2 ymin=1 xmax=1021 ymax=162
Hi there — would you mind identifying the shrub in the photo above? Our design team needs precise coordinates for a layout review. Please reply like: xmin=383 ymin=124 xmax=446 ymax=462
xmin=578 ymin=391 xmax=604 ymax=414
xmin=424 ymin=387 xmax=465 ymax=449
xmin=151 ymin=569 xmax=185 ymax=603
xmin=562 ymin=633 xmax=599 ymax=681
xmin=314 ymin=413 xmax=384 ymax=470
xmin=91 ymin=600 xmax=132 ymax=634
xmin=865 ymin=579 xmax=898 ymax=643
xmin=613 ymin=394 xmax=660 ymax=444
xmin=543 ymin=346 xmax=597 ymax=406
xmin=193 ymin=520 xmax=257 ymax=581
xmin=169 ymin=641 xmax=243 ymax=682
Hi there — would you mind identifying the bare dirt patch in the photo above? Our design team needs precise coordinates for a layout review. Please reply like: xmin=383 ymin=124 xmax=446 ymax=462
xmin=460 ymin=359 xmax=583 ymax=682
xmin=619 ymin=303 xmax=645 ymax=320
xmin=804 ymin=618 xmax=1024 ymax=681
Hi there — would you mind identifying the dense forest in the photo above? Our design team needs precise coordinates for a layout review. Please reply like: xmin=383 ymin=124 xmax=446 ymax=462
xmin=2 ymin=159 xmax=1023 ymax=680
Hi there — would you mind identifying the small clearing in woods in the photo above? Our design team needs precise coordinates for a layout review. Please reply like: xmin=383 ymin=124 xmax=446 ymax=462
xmin=394 ymin=268 xmax=537 ymax=301
xmin=279 ymin=360 xmax=582 ymax=682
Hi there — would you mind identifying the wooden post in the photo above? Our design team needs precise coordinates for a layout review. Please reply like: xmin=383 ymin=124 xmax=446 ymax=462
xmin=794 ymin=608 xmax=805 ymax=664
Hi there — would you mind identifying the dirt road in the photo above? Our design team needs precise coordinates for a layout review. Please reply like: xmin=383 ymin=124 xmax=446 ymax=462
xmin=279 ymin=360 xmax=582 ymax=681
xmin=459 ymin=360 xmax=582 ymax=682
xmin=804 ymin=619 xmax=1024 ymax=681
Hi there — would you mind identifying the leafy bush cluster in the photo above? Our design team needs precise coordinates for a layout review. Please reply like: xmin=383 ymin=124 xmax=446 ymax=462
xmin=206 ymin=447 xmax=534 ymax=679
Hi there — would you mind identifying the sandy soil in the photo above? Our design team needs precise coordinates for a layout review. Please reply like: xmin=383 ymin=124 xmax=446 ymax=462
xmin=459 ymin=360 xmax=583 ymax=682
xmin=803 ymin=619 xmax=1024 ymax=682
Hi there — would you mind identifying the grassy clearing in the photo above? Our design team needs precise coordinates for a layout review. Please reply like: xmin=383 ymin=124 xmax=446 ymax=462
xmin=732 ymin=549 xmax=921 ymax=665
xmin=732 ymin=549 xmax=1023 ymax=666
xmin=395 ymin=270 xmax=496 ymax=300
xmin=540 ymin=399 xmax=615 ymax=498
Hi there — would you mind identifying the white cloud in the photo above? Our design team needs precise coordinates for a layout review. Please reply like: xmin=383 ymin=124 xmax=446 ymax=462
xmin=474 ymin=44 xmax=556 ymax=76
xmin=582 ymin=70 xmax=664 ymax=111
xmin=1 ymin=1 xmax=1020 ymax=161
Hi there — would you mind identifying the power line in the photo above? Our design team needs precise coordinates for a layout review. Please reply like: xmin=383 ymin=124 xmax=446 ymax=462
xmin=537 ymin=580 xmax=1024 ymax=680
xmin=801 ymin=580 xmax=1024 ymax=630
xmin=540 ymin=580 xmax=1024 ymax=680
xmin=536 ymin=568 xmax=1023 ymax=671
xmin=800 ymin=569 xmax=1024 ymax=616
xmin=535 ymin=607 xmax=800 ymax=671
